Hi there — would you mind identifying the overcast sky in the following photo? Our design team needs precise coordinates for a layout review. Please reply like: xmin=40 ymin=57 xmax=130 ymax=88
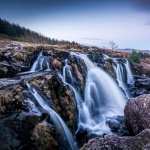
xmin=0 ymin=0 xmax=150 ymax=49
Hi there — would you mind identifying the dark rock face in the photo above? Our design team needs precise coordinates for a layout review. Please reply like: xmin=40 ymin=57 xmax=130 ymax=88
xmin=0 ymin=112 xmax=44 ymax=150
xmin=131 ymin=78 xmax=150 ymax=97
xmin=81 ymin=129 xmax=150 ymax=150
xmin=31 ymin=122 xmax=59 ymax=150
xmin=0 ymin=83 xmax=61 ymax=150
xmin=29 ymin=73 xmax=77 ymax=132
xmin=125 ymin=94 xmax=150 ymax=135
xmin=0 ymin=48 xmax=37 ymax=77
xmin=69 ymin=54 xmax=87 ymax=95
xmin=0 ymin=85 xmax=26 ymax=115
xmin=48 ymin=74 xmax=77 ymax=131
xmin=106 ymin=116 xmax=129 ymax=136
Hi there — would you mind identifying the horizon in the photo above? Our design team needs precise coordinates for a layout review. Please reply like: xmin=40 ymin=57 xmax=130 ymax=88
xmin=0 ymin=0 xmax=150 ymax=50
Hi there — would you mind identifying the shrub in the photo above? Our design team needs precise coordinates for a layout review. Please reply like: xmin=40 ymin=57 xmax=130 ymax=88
xmin=129 ymin=50 xmax=141 ymax=63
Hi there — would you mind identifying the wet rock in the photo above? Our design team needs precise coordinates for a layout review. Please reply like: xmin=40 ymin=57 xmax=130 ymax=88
xmin=106 ymin=116 xmax=129 ymax=136
xmin=0 ymin=112 xmax=44 ymax=150
xmin=31 ymin=122 xmax=59 ymax=150
xmin=29 ymin=74 xmax=77 ymax=131
xmin=81 ymin=129 xmax=150 ymax=150
xmin=0 ymin=61 xmax=21 ymax=78
xmin=103 ymin=59 xmax=116 ymax=78
xmin=52 ymin=58 xmax=62 ymax=70
xmin=0 ymin=123 xmax=20 ymax=150
xmin=48 ymin=74 xmax=77 ymax=131
xmin=71 ymin=63 xmax=84 ymax=92
xmin=135 ymin=78 xmax=150 ymax=90
xmin=125 ymin=94 xmax=150 ymax=135
xmin=88 ymin=51 xmax=104 ymax=65
xmin=0 ymin=85 xmax=26 ymax=116
xmin=69 ymin=55 xmax=87 ymax=94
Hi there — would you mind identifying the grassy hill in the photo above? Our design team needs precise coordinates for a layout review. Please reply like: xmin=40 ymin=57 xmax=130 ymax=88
xmin=0 ymin=18 xmax=78 ymax=46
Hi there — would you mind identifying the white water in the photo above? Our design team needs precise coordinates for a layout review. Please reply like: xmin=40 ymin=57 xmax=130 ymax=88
xmin=63 ymin=52 xmax=126 ymax=135
xmin=125 ymin=60 xmax=135 ymax=85
xmin=26 ymin=83 xmax=77 ymax=150
xmin=30 ymin=52 xmax=50 ymax=72
xmin=113 ymin=59 xmax=134 ymax=98
xmin=113 ymin=59 xmax=130 ymax=98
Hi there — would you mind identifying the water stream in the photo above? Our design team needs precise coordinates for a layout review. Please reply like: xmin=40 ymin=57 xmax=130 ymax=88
xmin=26 ymin=83 xmax=78 ymax=150
xmin=30 ymin=51 xmax=50 ymax=72
xmin=62 ymin=52 xmax=127 ymax=135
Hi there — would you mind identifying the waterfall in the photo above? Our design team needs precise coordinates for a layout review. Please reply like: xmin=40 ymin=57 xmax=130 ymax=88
xmin=113 ymin=59 xmax=134 ymax=98
xmin=62 ymin=52 xmax=126 ymax=135
xmin=59 ymin=59 xmax=83 ymax=130
xmin=124 ymin=60 xmax=135 ymax=85
xmin=30 ymin=52 xmax=50 ymax=72
xmin=26 ymin=83 xmax=78 ymax=150
xmin=113 ymin=59 xmax=130 ymax=98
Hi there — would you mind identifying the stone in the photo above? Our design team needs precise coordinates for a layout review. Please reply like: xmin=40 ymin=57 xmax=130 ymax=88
xmin=81 ymin=129 xmax=150 ymax=150
xmin=125 ymin=94 xmax=150 ymax=135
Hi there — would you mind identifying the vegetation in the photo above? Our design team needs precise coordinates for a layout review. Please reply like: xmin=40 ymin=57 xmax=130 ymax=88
xmin=129 ymin=50 xmax=141 ymax=63
xmin=109 ymin=41 xmax=118 ymax=50
xmin=0 ymin=18 xmax=78 ymax=46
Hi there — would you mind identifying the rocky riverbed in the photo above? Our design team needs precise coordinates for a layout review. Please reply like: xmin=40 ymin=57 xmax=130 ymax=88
xmin=0 ymin=40 xmax=150 ymax=150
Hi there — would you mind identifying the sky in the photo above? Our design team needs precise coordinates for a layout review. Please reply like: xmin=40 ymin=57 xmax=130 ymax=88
xmin=0 ymin=0 xmax=150 ymax=50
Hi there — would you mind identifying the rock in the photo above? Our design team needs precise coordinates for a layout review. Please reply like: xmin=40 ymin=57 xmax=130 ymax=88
xmin=133 ymin=58 xmax=150 ymax=76
xmin=48 ymin=74 xmax=77 ymax=131
xmin=0 ymin=85 xmax=26 ymax=116
xmin=0 ymin=112 xmax=45 ymax=150
xmin=135 ymin=78 xmax=150 ymax=90
xmin=31 ymin=122 xmax=59 ymax=150
xmin=29 ymin=74 xmax=77 ymax=131
xmin=106 ymin=116 xmax=129 ymax=136
xmin=81 ymin=129 xmax=150 ymax=150
xmin=52 ymin=58 xmax=62 ymax=70
xmin=125 ymin=94 xmax=150 ymax=135
xmin=103 ymin=59 xmax=116 ymax=79
xmin=0 ymin=123 xmax=20 ymax=150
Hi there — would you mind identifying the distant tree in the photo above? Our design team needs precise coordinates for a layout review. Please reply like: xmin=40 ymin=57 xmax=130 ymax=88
xmin=129 ymin=50 xmax=141 ymax=63
xmin=109 ymin=41 xmax=118 ymax=50
xmin=0 ymin=18 xmax=78 ymax=46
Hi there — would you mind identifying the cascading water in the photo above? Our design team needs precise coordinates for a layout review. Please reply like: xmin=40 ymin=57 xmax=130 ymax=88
xmin=30 ymin=51 xmax=50 ymax=72
xmin=59 ymin=59 xmax=83 ymax=130
xmin=26 ymin=83 xmax=78 ymax=150
xmin=113 ymin=59 xmax=130 ymax=98
xmin=62 ymin=52 xmax=126 ymax=135
xmin=124 ymin=60 xmax=135 ymax=85
xmin=113 ymin=59 xmax=134 ymax=98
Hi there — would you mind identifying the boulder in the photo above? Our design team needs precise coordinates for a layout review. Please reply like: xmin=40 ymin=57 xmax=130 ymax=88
xmin=31 ymin=122 xmax=59 ymax=150
xmin=52 ymin=58 xmax=62 ymax=70
xmin=48 ymin=74 xmax=77 ymax=131
xmin=81 ymin=129 xmax=150 ymax=150
xmin=29 ymin=74 xmax=77 ymax=131
xmin=0 ymin=85 xmax=26 ymax=116
xmin=125 ymin=94 xmax=150 ymax=135
xmin=0 ymin=112 xmax=44 ymax=150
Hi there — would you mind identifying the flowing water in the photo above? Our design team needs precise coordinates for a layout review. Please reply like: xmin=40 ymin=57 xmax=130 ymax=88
xmin=0 ymin=49 xmax=136 ymax=149
xmin=113 ymin=59 xmax=134 ymax=98
xmin=62 ymin=52 xmax=127 ymax=135
xmin=113 ymin=59 xmax=130 ymax=98
xmin=26 ymin=83 xmax=78 ymax=150
xmin=124 ymin=60 xmax=135 ymax=85
xmin=30 ymin=51 xmax=50 ymax=72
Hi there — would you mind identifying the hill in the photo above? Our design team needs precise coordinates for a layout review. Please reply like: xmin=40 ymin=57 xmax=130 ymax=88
xmin=0 ymin=18 xmax=77 ymax=46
